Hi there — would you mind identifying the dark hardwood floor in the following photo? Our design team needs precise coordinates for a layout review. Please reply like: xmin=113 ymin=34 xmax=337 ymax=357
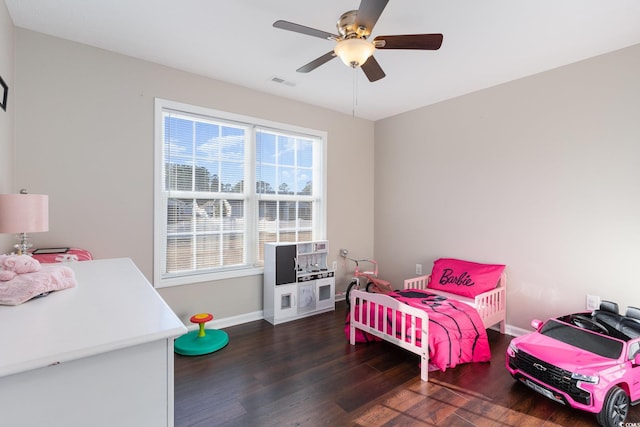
xmin=174 ymin=301 xmax=639 ymax=426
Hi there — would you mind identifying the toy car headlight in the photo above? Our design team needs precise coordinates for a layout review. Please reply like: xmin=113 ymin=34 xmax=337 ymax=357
xmin=571 ymin=372 xmax=599 ymax=384
xmin=507 ymin=342 xmax=518 ymax=356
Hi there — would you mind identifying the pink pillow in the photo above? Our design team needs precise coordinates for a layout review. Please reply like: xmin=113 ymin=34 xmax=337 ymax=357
xmin=428 ymin=258 xmax=505 ymax=298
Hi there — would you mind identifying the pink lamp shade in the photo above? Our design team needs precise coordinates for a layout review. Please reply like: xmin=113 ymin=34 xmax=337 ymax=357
xmin=0 ymin=193 xmax=49 ymax=234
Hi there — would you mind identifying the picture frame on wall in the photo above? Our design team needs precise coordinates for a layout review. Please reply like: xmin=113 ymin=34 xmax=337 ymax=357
xmin=0 ymin=75 xmax=7 ymax=111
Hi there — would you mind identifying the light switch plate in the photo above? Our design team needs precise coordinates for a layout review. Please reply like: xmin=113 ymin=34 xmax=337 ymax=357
xmin=586 ymin=294 xmax=601 ymax=311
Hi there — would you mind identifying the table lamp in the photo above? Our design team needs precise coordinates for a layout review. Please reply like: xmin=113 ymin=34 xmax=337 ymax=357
xmin=0 ymin=189 xmax=49 ymax=255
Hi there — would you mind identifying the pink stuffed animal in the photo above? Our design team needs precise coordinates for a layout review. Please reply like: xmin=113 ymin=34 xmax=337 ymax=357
xmin=0 ymin=254 xmax=42 ymax=274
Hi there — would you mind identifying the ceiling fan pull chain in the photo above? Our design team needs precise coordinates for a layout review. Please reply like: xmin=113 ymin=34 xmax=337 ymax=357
xmin=352 ymin=67 xmax=357 ymax=117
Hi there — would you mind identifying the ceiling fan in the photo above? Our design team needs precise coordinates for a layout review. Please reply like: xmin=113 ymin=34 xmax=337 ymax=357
xmin=273 ymin=0 xmax=443 ymax=82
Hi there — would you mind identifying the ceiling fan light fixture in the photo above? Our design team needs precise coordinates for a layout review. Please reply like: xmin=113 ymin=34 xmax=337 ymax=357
xmin=334 ymin=38 xmax=374 ymax=68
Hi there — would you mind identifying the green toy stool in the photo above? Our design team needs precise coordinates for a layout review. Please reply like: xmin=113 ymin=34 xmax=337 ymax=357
xmin=174 ymin=313 xmax=229 ymax=356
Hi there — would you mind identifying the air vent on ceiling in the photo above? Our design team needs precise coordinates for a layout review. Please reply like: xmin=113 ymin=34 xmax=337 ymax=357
xmin=270 ymin=76 xmax=296 ymax=87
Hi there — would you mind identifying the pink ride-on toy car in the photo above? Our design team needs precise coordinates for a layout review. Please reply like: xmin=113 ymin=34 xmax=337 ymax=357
xmin=506 ymin=301 xmax=640 ymax=427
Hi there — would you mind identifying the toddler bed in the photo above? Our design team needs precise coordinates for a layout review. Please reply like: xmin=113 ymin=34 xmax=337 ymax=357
xmin=347 ymin=258 xmax=506 ymax=381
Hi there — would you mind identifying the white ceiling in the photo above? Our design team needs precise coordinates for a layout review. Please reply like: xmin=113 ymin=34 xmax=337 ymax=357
xmin=6 ymin=0 xmax=640 ymax=121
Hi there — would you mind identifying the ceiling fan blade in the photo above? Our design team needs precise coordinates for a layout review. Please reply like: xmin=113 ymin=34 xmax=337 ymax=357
xmin=273 ymin=20 xmax=339 ymax=41
xmin=374 ymin=34 xmax=444 ymax=50
xmin=356 ymin=0 xmax=389 ymax=34
xmin=361 ymin=56 xmax=386 ymax=82
xmin=297 ymin=51 xmax=337 ymax=73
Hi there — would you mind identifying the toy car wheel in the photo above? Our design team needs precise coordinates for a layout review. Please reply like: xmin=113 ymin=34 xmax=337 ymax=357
xmin=596 ymin=386 xmax=629 ymax=427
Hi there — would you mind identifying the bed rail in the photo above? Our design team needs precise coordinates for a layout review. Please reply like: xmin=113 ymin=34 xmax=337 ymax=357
xmin=349 ymin=289 xmax=429 ymax=381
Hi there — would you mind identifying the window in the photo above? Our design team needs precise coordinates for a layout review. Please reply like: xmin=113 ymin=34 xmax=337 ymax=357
xmin=154 ymin=99 xmax=326 ymax=287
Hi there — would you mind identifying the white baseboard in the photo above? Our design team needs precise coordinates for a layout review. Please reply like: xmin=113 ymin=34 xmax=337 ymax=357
xmin=183 ymin=310 xmax=264 ymax=332
xmin=504 ymin=324 xmax=530 ymax=337
xmin=181 ymin=305 xmax=531 ymax=341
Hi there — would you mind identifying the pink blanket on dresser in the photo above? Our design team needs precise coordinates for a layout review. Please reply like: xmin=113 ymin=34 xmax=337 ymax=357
xmin=0 ymin=264 xmax=77 ymax=305
xmin=345 ymin=289 xmax=491 ymax=372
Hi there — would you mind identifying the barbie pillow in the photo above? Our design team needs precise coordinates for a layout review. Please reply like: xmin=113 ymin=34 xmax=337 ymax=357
xmin=428 ymin=258 xmax=505 ymax=298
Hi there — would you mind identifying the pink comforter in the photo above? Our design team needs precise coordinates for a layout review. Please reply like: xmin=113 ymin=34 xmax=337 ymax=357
xmin=345 ymin=289 xmax=491 ymax=372
xmin=0 ymin=264 xmax=77 ymax=305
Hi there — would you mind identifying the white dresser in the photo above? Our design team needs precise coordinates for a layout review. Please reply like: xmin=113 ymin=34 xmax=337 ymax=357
xmin=0 ymin=258 xmax=187 ymax=427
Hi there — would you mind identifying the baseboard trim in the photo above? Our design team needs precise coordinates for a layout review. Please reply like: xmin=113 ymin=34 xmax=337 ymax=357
xmin=184 ymin=310 xmax=264 ymax=332
xmin=505 ymin=325 xmax=530 ymax=337
xmin=182 ymin=306 xmax=530 ymax=340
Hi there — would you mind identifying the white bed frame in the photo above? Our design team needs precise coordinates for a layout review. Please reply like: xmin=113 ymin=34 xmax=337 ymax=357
xmin=349 ymin=272 xmax=506 ymax=381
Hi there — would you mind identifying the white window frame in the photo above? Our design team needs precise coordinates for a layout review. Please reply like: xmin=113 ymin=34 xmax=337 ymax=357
xmin=154 ymin=98 xmax=327 ymax=288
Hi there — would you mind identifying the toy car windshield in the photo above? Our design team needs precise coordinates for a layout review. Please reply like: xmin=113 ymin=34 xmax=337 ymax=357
xmin=540 ymin=319 xmax=623 ymax=359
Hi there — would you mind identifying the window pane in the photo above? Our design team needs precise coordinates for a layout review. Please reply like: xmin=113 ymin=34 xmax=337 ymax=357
xmin=221 ymin=161 xmax=244 ymax=192
xmin=297 ymin=170 xmax=312 ymax=195
xmin=259 ymin=200 xmax=277 ymax=232
xmin=299 ymin=201 xmax=312 ymax=224
xmin=278 ymin=135 xmax=295 ymax=166
xmin=257 ymin=132 xmax=276 ymax=163
xmin=256 ymin=200 xmax=315 ymax=251
xmin=201 ymin=199 xmax=230 ymax=218
xmin=167 ymin=198 xmax=193 ymax=225
xmin=224 ymin=233 xmax=244 ymax=265
xmin=257 ymin=164 xmax=276 ymax=194
xmin=298 ymin=231 xmax=313 ymax=241
xmin=276 ymin=167 xmax=293 ymax=195
xmin=195 ymin=122 xmax=218 ymax=160
xmin=280 ymin=232 xmax=297 ymax=242
xmin=196 ymin=234 xmax=220 ymax=269
xmin=165 ymin=117 xmax=194 ymax=159
xmin=259 ymin=201 xmax=276 ymax=221
xmin=166 ymin=235 xmax=193 ymax=272
xmin=297 ymin=139 xmax=313 ymax=168
xmin=279 ymin=201 xmax=295 ymax=223
xmin=165 ymin=117 xmax=194 ymax=191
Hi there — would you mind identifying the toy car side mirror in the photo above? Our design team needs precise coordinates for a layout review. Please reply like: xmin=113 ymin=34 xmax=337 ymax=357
xmin=531 ymin=319 xmax=543 ymax=330
xmin=634 ymin=353 xmax=640 ymax=366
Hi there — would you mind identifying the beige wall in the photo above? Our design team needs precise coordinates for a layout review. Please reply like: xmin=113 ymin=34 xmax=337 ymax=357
xmin=13 ymin=29 xmax=374 ymax=324
xmin=375 ymin=43 xmax=640 ymax=331
xmin=0 ymin=1 xmax=14 ymax=250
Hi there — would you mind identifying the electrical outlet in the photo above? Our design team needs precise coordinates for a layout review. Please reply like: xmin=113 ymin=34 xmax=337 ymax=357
xmin=416 ymin=263 xmax=422 ymax=275
xmin=586 ymin=294 xmax=601 ymax=311
xmin=340 ymin=249 xmax=348 ymax=257
xmin=332 ymin=261 xmax=337 ymax=271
